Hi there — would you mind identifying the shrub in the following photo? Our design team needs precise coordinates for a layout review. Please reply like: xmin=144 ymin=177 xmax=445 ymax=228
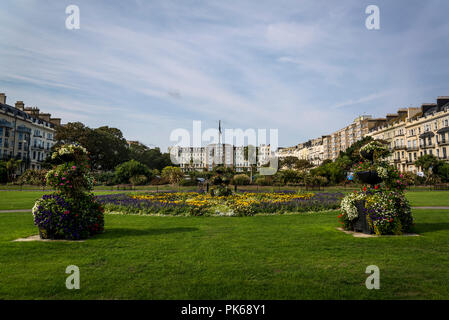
xmin=179 ymin=178 xmax=197 ymax=186
xmin=16 ymin=169 xmax=48 ymax=185
xmin=255 ymin=176 xmax=273 ymax=186
xmin=232 ymin=174 xmax=251 ymax=185
xmin=161 ymin=166 xmax=184 ymax=185
xmin=129 ymin=174 xmax=148 ymax=186
xmin=94 ymin=171 xmax=116 ymax=186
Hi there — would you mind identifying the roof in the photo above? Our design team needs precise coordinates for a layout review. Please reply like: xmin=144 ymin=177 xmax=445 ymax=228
xmin=0 ymin=102 xmax=31 ymax=120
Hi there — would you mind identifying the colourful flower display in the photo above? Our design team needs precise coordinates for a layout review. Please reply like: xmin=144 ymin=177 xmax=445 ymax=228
xmin=96 ymin=191 xmax=343 ymax=217
xmin=32 ymin=143 xmax=104 ymax=240
xmin=339 ymin=141 xmax=414 ymax=235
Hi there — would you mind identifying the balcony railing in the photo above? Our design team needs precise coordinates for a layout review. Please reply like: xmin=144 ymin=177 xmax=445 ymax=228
xmin=407 ymin=146 xmax=419 ymax=151
xmin=438 ymin=140 xmax=449 ymax=146
xmin=420 ymin=143 xmax=434 ymax=149
xmin=393 ymin=145 xmax=407 ymax=150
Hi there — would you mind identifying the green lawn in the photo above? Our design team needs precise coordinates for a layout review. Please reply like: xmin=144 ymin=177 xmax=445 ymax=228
xmin=0 ymin=209 xmax=448 ymax=299
xmin=0 ymin=191 xmax=130 ymax=210
xmin=405 ymin=191 xmax=449 ymax=207
xmin=1 ymin=190 xmax=448 ymax=211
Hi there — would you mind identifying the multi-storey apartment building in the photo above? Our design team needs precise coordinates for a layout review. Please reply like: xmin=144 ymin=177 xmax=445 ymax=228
xmin=323 ymin=115 xmax=386 ymax=161
xmin=367 ymin=98 xmax=449 ymax=173
xmin=170 ymin=144 xmax=272 ymax=172
xmin=0 ymin=93 xmax=61 ymax=173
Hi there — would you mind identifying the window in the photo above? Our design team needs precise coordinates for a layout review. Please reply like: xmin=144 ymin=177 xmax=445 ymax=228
xmin=0 ymin=127 xmax=3 ymax=136
xmin=18 ymin=142 xmax=22 ymax=150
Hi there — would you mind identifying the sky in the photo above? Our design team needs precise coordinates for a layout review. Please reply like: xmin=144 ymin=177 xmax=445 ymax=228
xmin=1 ymin=0 xmax=449 ymax=151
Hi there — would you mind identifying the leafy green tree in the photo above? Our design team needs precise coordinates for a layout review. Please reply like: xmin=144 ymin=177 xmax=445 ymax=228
xmin=114 ymin=160 xmax=152 ymax=184
xmin=55 ymin=122 xmax=130 ymax=171
xmin=295 ymin=159 xmax=313 ymax=171
xmin=129 ymin=144 xmax=172 ymax=171
xmin=435 ymin=163 xmax=449 ymax=182
xmin=339 ymin=136 xmax=373 ymax=163
xmin=88 ymin=126 xmax=130 ymax=170
xmin=415 ymin=154 xmax=440 ymax=173
xmin=5 ymin=159 xmax=21 ymax=182
xmin=279 ymin=156 xmax=300 ymax=170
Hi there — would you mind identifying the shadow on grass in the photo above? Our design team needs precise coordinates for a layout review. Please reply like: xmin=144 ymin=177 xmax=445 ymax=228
xmin=414 ymin=223 xmax=449 ymax=234
xmin=97 ymin=227 xmax=199 ymax=239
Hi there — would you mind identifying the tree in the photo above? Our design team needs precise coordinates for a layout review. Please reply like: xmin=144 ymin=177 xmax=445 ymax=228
xmin=415 ymin=154 xmax=440 ymax=173
xmin=279 ymin=156 xmax=300 ymax=170
xmin=114 ymin=160 xmax=153 ymax=184
xmin=161 ymin=166 xmax=184 ymax=185
xmin=339 ymin=136 xmax=373 ymax=163
xmin=129 ymin=144 xmax=172 ymax=171
xmin=88 ymin=126 xmax=130 ymax=170
xmin=5 ymin=159 xmax=21 ymax=182
xmin=54 ymin=122 xmax=91 ymax=147
xmin=295 ymin=159 xmax=313 ymax=171
xmin=55 ymin=123 xmax=130 ymax=171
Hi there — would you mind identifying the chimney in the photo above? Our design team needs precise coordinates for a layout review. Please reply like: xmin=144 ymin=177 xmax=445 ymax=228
xmin=24 ymin=107 xmax=40 ymax=117
xmin=437 ymin=96 xmax=449 ymax=109
xmin=421 ymin=103 xmax=437 ymax=115
xmin=386 ymin=113 xmax=398 ymax=123
xmin=407 ymin=107 xmax=421 ymax=119
xmin=0 ymin=93 xmax=5 ymax=104
xmin=15 ymin=101 xmax=25 ymax=111
xmin=39 ymin=113 xmax=51 ymax=122
xmin=50 ymin=118 xmax=61 ymax=126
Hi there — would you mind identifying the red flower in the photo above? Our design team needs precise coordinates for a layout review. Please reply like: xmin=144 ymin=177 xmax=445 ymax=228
xmin=363 ymin=186 xmax=367 ymax=192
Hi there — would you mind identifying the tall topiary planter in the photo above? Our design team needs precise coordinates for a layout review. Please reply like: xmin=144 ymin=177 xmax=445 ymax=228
xmin=32 ymin=144 xmax=104 ymax=240
xmin=339 ymin=141 xmax=413 ymax=236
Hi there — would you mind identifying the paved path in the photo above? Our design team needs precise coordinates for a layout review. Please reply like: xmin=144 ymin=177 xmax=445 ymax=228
xmin=2 ymin=207 xmax=449 ymax=213
xmin=412 ymin=206 xmax=449 ymax=210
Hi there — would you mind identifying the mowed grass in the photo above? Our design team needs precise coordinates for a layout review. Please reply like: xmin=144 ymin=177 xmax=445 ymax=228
xmin=1 ymin=190 xmax=448 ymax=210
xmin=0 ymin=191 xmax=130 ymax=210
xmin=0 ymin=209 xmax=449 ymax=299
xmin=405 ymin=191 xmax=449 ymax=207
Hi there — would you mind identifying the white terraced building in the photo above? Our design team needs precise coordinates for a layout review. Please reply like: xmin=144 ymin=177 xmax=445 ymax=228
xmin=169 ymin=144 xmax=272 ymax=172
xmin=0 ymin=93 xmax=61 ymax=173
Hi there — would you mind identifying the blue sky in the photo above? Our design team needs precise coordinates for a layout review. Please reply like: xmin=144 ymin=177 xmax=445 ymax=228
xmin=1 ymin=0 xmax=449 ymax=151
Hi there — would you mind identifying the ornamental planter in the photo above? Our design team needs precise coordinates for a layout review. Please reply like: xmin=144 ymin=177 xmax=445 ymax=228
xmin=38 ymin=227 xmax=48 ymax=239
xmin=356 ymin=170 xmax=382 ymax=186
xmin=353 ymin=200 xmax=373 ymax=234
xmin=360 ymin=149 xmax=374 ymax=161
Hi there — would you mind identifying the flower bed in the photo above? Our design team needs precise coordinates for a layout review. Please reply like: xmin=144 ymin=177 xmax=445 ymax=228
xmin=96 ymin=192 xmax=343 ymax=216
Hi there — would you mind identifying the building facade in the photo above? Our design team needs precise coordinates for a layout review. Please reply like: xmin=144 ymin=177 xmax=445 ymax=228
xmin=170 ymin=144 xmax=272 ymax=172
xmin=0 ymin=93 xmax=61 ymax=173
xmin=277 ymin=95 xmax=449 ymax=172
xmin=367 ymin=98 xmax=449 ymax=173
